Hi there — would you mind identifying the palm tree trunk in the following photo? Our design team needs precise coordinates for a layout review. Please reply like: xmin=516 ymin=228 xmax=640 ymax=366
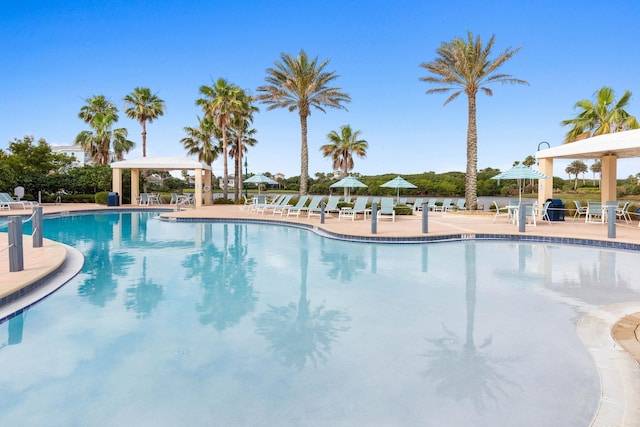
xmin=466 ymin=94 xmax=478 ymax=210
xmin=299 ymin=114 xmax=309 ymax=195
xmin=236 ymin=132 xmax=243 ymax=201
xmin=343 ymin=165 xmax=348 ymax=198
xmin=222 ymin=125 xmax=228 ymax=200
xmin=141 ymin=120 xmax=147 ymax=157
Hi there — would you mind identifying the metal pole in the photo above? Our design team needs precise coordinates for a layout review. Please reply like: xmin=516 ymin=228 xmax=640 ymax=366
xmin=607 ymin=205 xmax=616 ymax=238
xmin=33 ymin=206 xmax=43 ymax=248
xmin=422 ymin=202 xmax=428 ymax=233
xmin=518 ymin=203 xmax=526 ymax=233
xmin=371 ymin=202 xmax=377 ymax=234
xmin=8 ymin=216 xmax=24 ymax=272
xmin=320 ymin=201 xmax=326 ymax=224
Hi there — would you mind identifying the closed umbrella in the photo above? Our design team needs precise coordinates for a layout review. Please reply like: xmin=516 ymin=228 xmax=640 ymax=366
xmin=491 ymin=165 xmax=550 ymax=202
xmin=380 ymin=176 xmax=417 ymax=202
xmin=330 ymin=176 xmax=367 ymax=198
xmin=244 ymin=174 xmax=278 ymax=195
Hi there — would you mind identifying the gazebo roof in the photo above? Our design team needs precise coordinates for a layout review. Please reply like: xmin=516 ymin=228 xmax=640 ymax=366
xmin=110 ymin=156 xmax=212 ymax=170
xmin=536 ymin=129 xmax=640 ymax=160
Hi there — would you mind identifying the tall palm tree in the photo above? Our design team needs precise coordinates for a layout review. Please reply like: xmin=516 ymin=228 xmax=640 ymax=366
xmin=196 ymin=78 xmax=243 ymax=200
xmin=320 ymin=125 xmax=368 ymax=197
xmin=228 ymin=91 xmax=259 ymax=201
xmin=256 ymin=49 xmax=351 ymax=195
xmin=420 ymin=32 xmax=528 ymax=210
xmin=123 ymin=87 xmax=165 ymax=157
xmin=180 ymin=115 xmax=220 ymax=166
xmin=561 ymin=86 xmax=639 ymax=142
xmin=76 ymin=96 xmax=134 ymax=164
xmin=590 ymin=160 xmax=602 ymax=186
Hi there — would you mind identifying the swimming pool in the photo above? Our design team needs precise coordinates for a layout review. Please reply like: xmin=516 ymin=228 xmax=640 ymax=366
xmin=1 ymin=211 xmax=639 ymax=426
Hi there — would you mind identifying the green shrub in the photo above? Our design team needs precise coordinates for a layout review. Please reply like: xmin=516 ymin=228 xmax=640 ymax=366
xmin=393 ymin=204 xmax=413 ymax=215
xmin=337 ymin=202 xmax=352 ymax=209
xmin=95 ymin=192 xmax=109 ymax=204
xmin=213 ymin=197 xmax=235 ymax=205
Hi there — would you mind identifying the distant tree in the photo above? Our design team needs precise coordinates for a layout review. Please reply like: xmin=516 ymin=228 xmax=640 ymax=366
xmin=420 ymin=31 xmax=528 ymax=209
xmin=590 ymin=160 xmax=601 ymax=186
xmin=565 ymin=160 xmax=588 ymax=190
xmin=256 ymin=49 xmax=351 ymax=195
xmin=561 ymin=87 xmax=639 ymax=142
xmin=123 ymin=87 xmax=166 ymax=157
xmin=320 ymin=125 xmax=368 ymax=197
xmin=522 ymin=155 xmax=536 ymax=167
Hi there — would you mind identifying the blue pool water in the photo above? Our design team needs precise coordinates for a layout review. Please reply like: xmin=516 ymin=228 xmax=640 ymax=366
xmin=1 ymin=212 xmax=640 ymax=426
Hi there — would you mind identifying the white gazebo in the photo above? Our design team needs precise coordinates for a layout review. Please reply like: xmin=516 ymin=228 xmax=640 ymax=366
xmin=110 ymin=157 xmax=213 ymax=208
xmin=535 ymin=129 xmax=640 ymax=207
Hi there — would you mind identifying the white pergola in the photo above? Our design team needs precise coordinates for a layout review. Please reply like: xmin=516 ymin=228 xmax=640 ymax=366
xmin=110 ymin=157 xmax=212 ymax=208
xmin=535 ymin=129 xmax=640 ymax=207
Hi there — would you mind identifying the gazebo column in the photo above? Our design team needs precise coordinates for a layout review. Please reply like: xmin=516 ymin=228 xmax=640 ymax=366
xmin=601 ymin=154 xmax=617 ymax=204
xmin=195 ymin=168 xmax=203 ymax=208
xmin=112 ymin=168 xmax=123 ymax=198
xmin=537 ymin=157 xmax=554 ymax=209
xmin=204 ymin=169 xmax=212 ymax=205
xmin=131 ymin=168 xmax=140 ymax=206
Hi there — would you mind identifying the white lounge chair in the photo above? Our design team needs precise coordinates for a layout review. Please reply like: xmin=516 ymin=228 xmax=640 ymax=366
xmin=0 ymin=192 xmax=37 ymax=209
xmin=284 ymin=196 xmax=310 ymax=217
xmin=585 ymin=202 xmax=604 ymax=224
xmin=339 ymin=197 xmax=370 ymax=221
xmin=301 ymin=195 xmax=324 ymax=217
xmin=377 ymin=197 xmax=396 ymax=222
xmin=308 ymin=195 xmax=340 ymax=217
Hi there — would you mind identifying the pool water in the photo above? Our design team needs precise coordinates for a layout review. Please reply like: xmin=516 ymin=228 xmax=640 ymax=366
xmin=1 ymin=212 xmax=640 ymax=426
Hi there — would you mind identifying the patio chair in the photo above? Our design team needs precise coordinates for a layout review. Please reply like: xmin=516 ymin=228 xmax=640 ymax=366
xmin=540 ymin=200 xmax=552 ymax=225
xmin=398 ymin=197 xmax=408 ymax=205
xmin=514 ymin=203 xmax=537 ymax=227
xmin=585 ymin=202 xmax=604 ymax=223
xmin=411 ymin=198 xmax=424 ymax=213
xmin=492 ymin=201 xmax=510 ymax=223
xmin=308 ymin=195 xmax=340 ymax=217
xmin=377 ymin=197 xmax=396 ymax=222
xmin=250 ymin=195 xmax=267 ymax=212
xmin=339 ymin=196 xmax=370 ymax=221
xmin=573 ymin=200 xmax=587 ymax=218
xmin=616 ymin=201 xmax=632 ymax=224
xmin=283 ymin=195 xmax=310 ymax=217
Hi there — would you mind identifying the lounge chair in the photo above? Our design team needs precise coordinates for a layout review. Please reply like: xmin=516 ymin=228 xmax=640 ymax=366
xmin=617 ymin=201 xmax=632 ymax=224
xmin=0 ymin=192 xmax=37 ymax=209
xmin=411 ymin=198 xmax=424 ymax=213
xmin=250 ymin=195 xmax=267 ymax=212
xmin=585 ymin=202 xmax=604 ymax=224
xmin=426 ymin=198 xmax=438 ymax=211
xmin=339 ymin=196 xmax=370 ymax=221
xmin=308 ymin=195 xmax=340 ymax=217
xmin=398 ymin=197 xmax=408 ymax=205
xmin=284 ymin=195 xmax=310 ymax=217
xmin=433 ymin=198 xmax=452 ymax=212
xmin=377 ymin=197 xmax=396 ymax=222
xmin=573 ymin=200 xmax=587 ymax=218
xmin=264 ymin=194 xmax=294 ymax=215
xmin=454 ymin=199 xmax=466 ymax=211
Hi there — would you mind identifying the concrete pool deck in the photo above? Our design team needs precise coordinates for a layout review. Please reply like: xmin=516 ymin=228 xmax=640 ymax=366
xmin=1 ymin=202 xmax=640 ymax=425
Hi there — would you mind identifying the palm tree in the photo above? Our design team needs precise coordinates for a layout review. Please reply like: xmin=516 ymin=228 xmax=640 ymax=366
xmin=561 ymin=87 xmax=639 ymax=142
xmin=228 ymin=90 xmax=259 ymax=201
xmin=419 ymin=31 xmax=528 ymax=210
xmin=256 ymin=49 xmax=351 ymax=195
xmin=565 ymin=160 xmax=588 ymax=190
xmin=76 ymin=96 xmax=134 ymax=164
xmin=320 ymin=125 xmax=368 ymax=197
xmin=123 ymin=87 xmax=166 ymax=157
xmin=180 ymin=115 xmax=220 ymax=166
xmin=196 ymin=78 xmax=243 ymax=200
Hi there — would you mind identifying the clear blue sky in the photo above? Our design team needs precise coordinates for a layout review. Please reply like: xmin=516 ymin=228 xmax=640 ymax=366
xmin=2 ymin=0 xmax=640 ymax=179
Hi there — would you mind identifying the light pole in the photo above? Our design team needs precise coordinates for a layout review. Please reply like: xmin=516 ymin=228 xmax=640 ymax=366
xmin=536 ymin=141 xmax=550 ymax=165
xmin=244 ymin=157 xmax=248 ymax=200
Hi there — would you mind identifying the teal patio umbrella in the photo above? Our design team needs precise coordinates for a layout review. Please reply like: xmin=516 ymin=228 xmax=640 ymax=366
xmin=244 ymin=174 xmax=278 ymax=195
xmin=330 ymin=176 xmax=367 ymax=198
xmin=380 ymin=176 xmax=417 ymax=202
xmin=491 ymin=165 xmax=550 ymax=202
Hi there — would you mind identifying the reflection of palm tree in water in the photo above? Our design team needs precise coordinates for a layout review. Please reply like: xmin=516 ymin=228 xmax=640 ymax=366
xmin=184 ymin=224 xmax=257 ymax=331
xmin=255 ymin=232 xmax=350 ymax=368
xmin=124 ymin=256 xmax=164 ymax=318
xmin=423 ymin=243 xmax=516 ymax=410
xmin=320 ymin=240 xmax=366 ymax=282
